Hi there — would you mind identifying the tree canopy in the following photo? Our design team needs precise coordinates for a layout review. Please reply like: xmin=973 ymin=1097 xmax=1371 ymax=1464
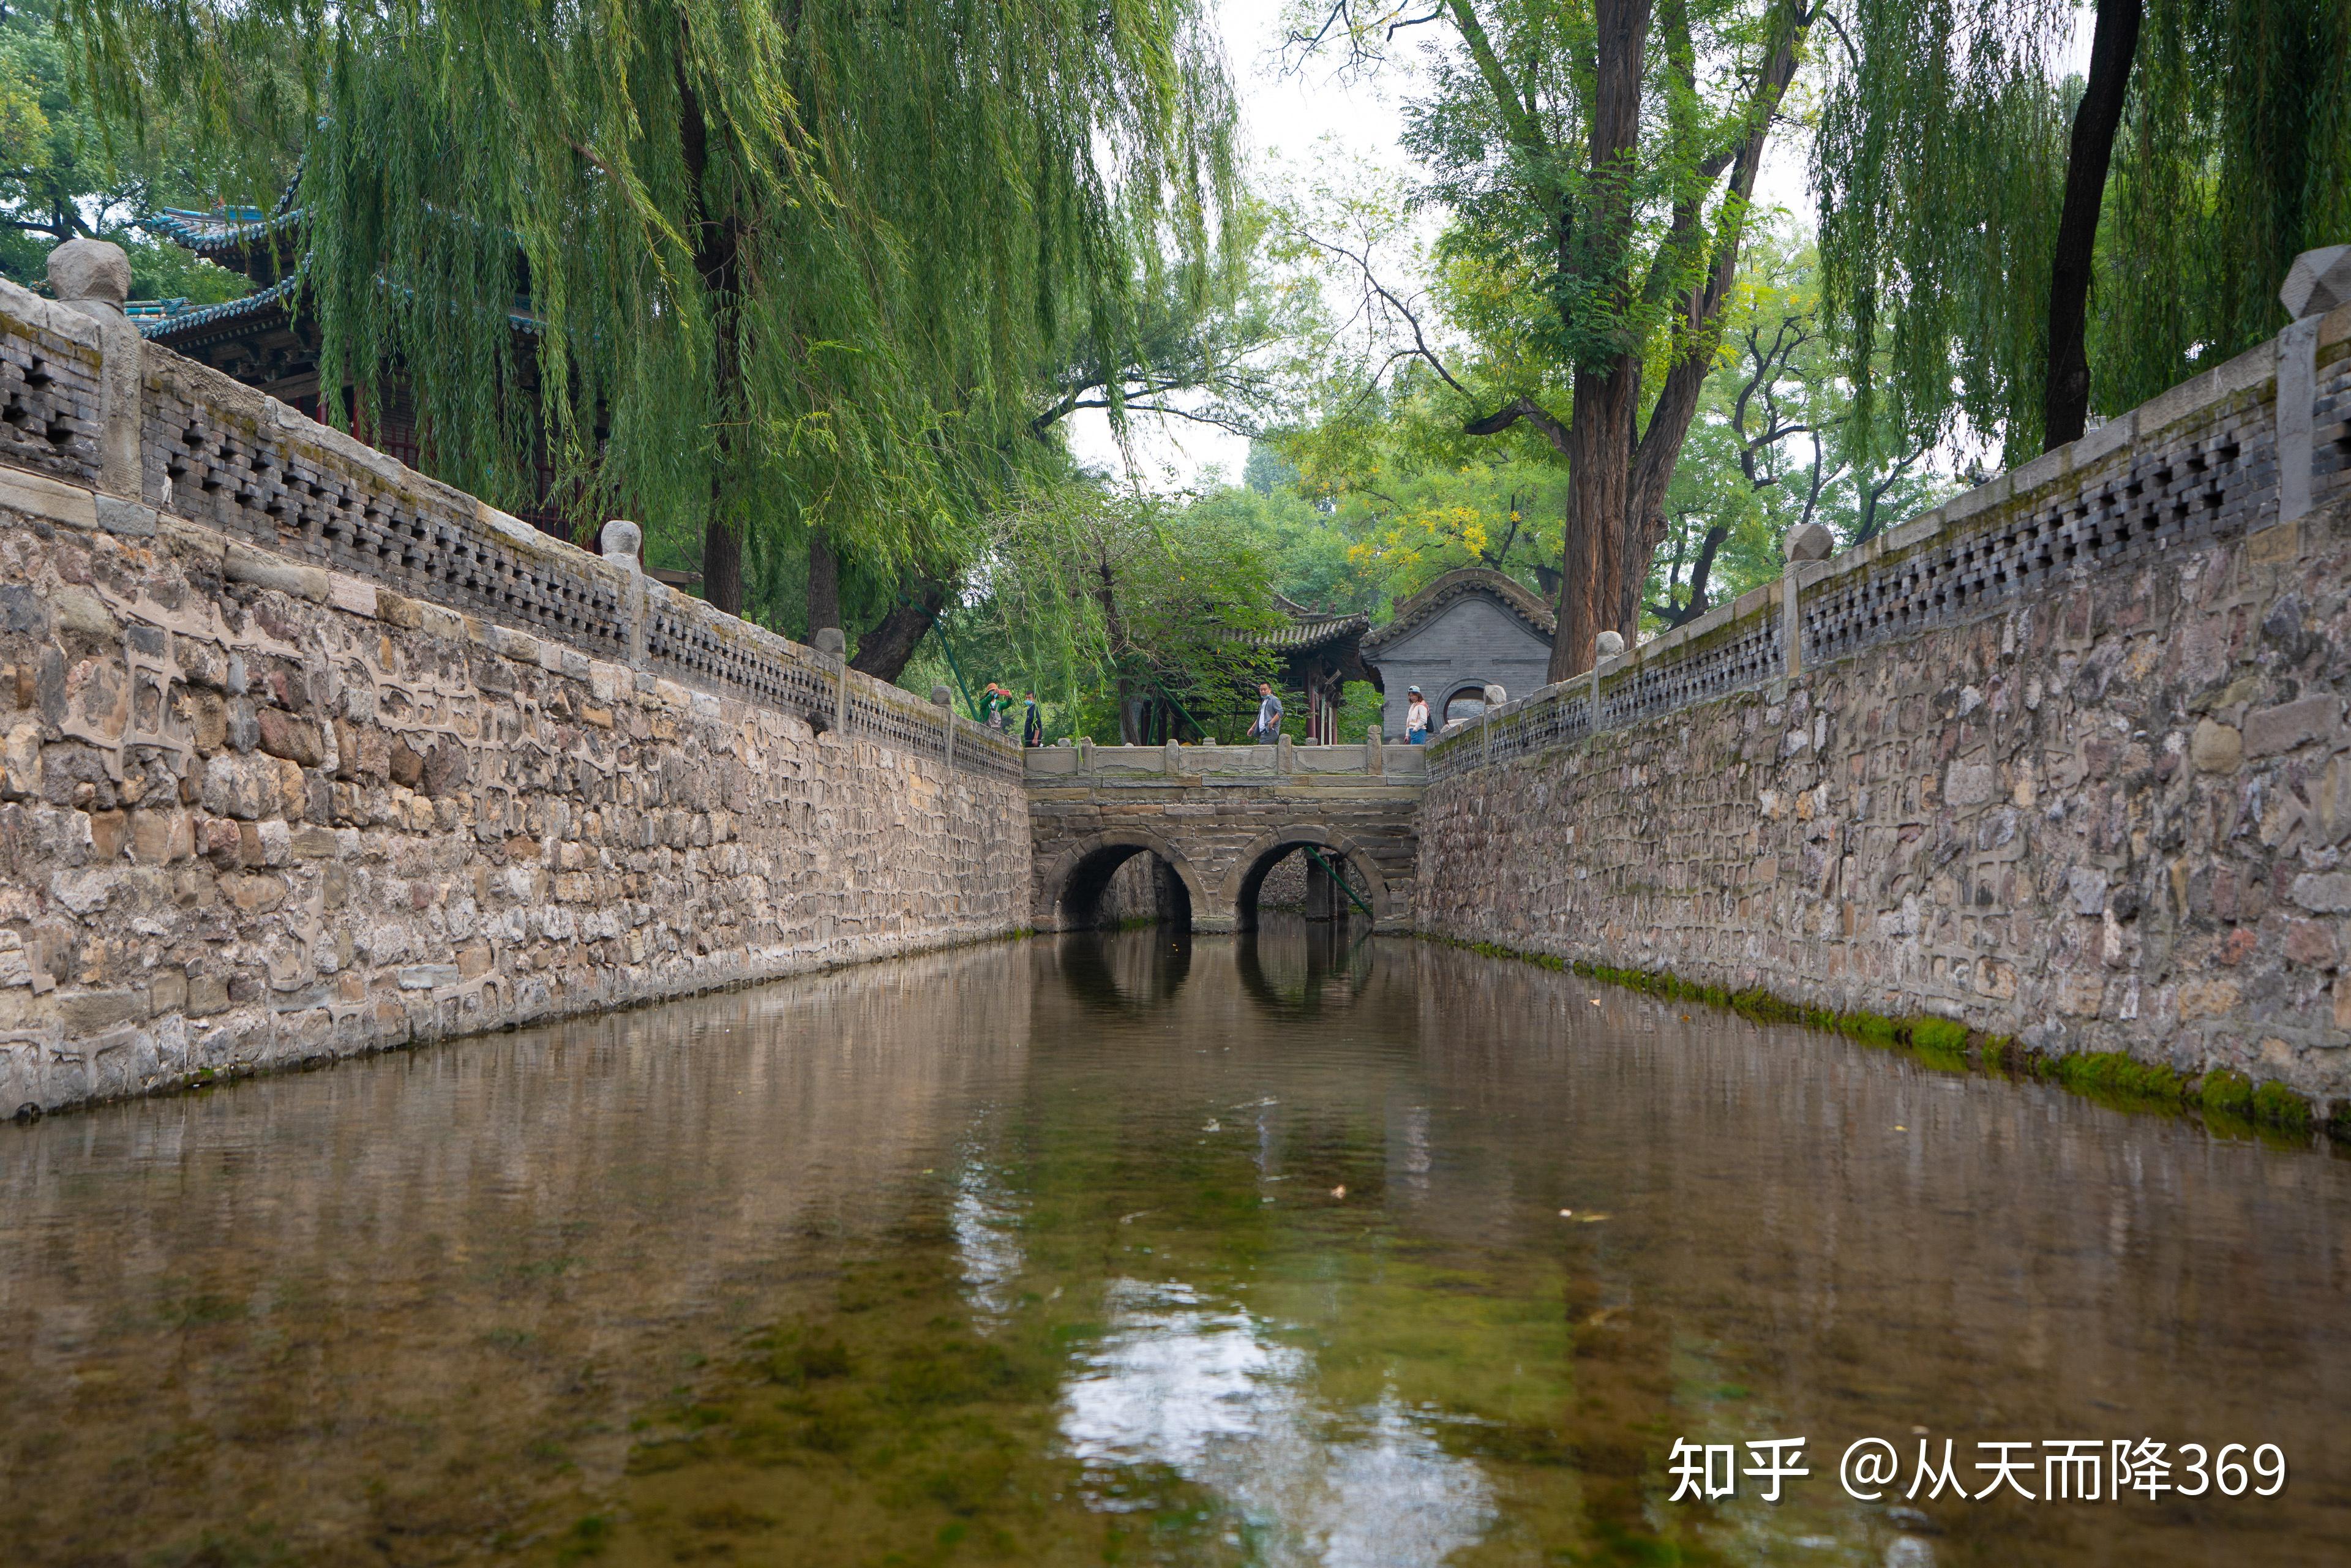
xmin=69 ymin=0 xmax=1240 ymax=633
xmin=1813 ymin=0 xmax=2351 ymax=463
xmin=1284 ymin=0 xmax=1815 ymax=678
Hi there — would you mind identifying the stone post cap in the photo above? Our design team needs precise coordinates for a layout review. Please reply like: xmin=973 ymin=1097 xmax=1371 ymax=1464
xmin=928 ymin=683 xmax=952 ymax=707
xmin=2281 ymin=245 xmax=2351 ymax=320
xmin=598 ymin=519 xmax=642 ymax=561
xmin=1483 ymin=683 xmax=1507 ymax=706
xmin=1595 ymin=630 xmax=1625 ymax=658
xmin=47 ymin=238 xmax=130 ymax=309
xmin=1785 ymin=521 xmax=1835 ymax=563
xmin=812 ymin=626 xmax=845 ymax=657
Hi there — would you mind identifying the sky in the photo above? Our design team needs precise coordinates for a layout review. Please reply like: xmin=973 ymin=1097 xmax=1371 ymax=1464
xmin=1063 ymin=0 xmax=1821 ymax=495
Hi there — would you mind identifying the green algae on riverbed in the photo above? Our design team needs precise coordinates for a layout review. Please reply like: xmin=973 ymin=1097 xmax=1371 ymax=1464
xmin=4 ymin=923 xmax=2349 ymax=1566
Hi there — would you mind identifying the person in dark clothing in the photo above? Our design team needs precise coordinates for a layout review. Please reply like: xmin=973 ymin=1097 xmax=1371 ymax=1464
xmin=1021 ymin=691 xmax=1044 ymax=748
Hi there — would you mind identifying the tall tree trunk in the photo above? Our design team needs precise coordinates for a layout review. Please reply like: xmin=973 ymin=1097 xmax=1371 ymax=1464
xmin=680 ymin=69 xmax=748 ymax=617
xmin=807 ymin=528 xmax=841 ymax=636
xmin=1554 ymin=359 xmax=1641 ymax=681
xmin=1548 ymin=0 xmax=1652 ymax=684
xmin=2042 ymin=0 xmax=2143 ymax=451
xmin=849 ymin=577 xmax=950 ymax=682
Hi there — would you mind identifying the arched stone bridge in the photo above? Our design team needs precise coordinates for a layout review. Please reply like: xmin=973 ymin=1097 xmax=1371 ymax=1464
xmin=1026 ymin=738 xmax=1426 ymax=932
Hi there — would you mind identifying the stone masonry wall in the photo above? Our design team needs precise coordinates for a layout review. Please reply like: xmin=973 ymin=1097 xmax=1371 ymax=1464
xmin=1418 ymin=298 xmax=2351 ymax=1112
xmin=0 ymin=462 xmax=1027 ymax=1116
xmin=1417 ymin=486 xmax=2351 ymax=1111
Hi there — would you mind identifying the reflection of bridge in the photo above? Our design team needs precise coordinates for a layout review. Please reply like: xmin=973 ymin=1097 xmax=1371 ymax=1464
xmin=1026 ymin=740 xmax=1426 ymax=933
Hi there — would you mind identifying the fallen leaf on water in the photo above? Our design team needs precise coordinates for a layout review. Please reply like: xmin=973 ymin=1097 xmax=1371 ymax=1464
xmin=1558 ymin=1208 xmax=1574 ymax=1217
xmin=1202 ymin=1119 xmax=1221 ymax=1133
xmin=1119 ymin=1210 xmax=1153 ymax=1225
xmin=1330 ymin=1185 xmax=1346 ymax=1199
xmin=1575 ymin=1212 xmax=1611 ymax=1223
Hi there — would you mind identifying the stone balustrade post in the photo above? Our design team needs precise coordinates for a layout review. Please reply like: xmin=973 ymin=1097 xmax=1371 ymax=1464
xmin=1163 ymin=737 xmax=1182 ymax=777
xmin=47 ymin=239 xmax=140 ymax=502
xmin=813 ymin=627 xmax=848 ymax=735
xmin=1591 ymin=631 xmax=1623 ymax=735
xmin=931 ymin=683 xmax=956 ymax=771
xmin=1782 ymin=522 xmax=1834 ymax=679
xmin=1365 ymin=722 xmax=1383 ymax=776
xmin=2278 ymin=246 xmax=2350 ymax=526
xmin=1275 ymin=732 xmax=1293 ymax=775
xmin=599 ymin=520 xmax=647 ymax=669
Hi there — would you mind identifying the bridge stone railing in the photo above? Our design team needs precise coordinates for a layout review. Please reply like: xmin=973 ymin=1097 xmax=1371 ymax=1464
xmin=1024 ymin=738 xmax=1429 ymax=787
xmin=0 ymin=272 xmax=1018 ymax=782
xmin=1431 ymin=298 xmax=2351 ymax=782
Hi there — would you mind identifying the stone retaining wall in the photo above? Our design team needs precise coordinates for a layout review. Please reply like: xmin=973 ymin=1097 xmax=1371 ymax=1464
xmin=1417 ymin=301 xmax=2351 ymax=1112
xmin=0 ymin=284 xmax=1029 ymax=1114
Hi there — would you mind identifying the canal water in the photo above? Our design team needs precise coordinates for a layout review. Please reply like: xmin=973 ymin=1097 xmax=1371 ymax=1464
xmin=2 ymin=925 xmax=2345 ymax=1567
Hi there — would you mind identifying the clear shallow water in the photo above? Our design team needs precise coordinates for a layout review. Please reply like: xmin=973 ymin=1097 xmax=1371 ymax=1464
xmin=1 ymin=923 xmax=2346 ymax=1567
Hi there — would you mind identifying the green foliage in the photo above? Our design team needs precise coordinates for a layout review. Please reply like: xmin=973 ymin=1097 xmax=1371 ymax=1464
xmin=1279 ymin=380 xmax=1567 ymax=610
xmin=1645 ymin=224 xmax=1949 ymax=628
xmin=70 ymin=0 xmax=1238 ymax=618
xmin=902 ymin=479 xmax=1280 ymax=744
xmin=0 ymin=2 xmax=263 ymax=302
xmin=1814 ymin=0 xmax=2351 ymax=463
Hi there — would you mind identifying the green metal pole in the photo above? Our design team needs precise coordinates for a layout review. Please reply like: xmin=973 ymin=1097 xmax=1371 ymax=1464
xmin=1299 ymin=844 xmax=1375 ymax=920
xmin=920 ymin=605 xmax=983 ymax=721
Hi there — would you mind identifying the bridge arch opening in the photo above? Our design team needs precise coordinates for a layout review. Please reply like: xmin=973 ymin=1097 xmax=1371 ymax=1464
xmin=1231 ymin=833 xmax=1382 ymax=934
xmin=1053 ymin=840 xmax=1198 ymax=932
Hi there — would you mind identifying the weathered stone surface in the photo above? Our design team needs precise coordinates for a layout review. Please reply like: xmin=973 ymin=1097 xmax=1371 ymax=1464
xmin=0 ymin=508 xmax=1030 ymax=1112
xmin=1028 ymin=769 xmax=1422 ymax=932
xmin=45 ymin=238 xmax=130 ymax=307
xmin=1415 ymin=487 xmax=2351 ymax=1110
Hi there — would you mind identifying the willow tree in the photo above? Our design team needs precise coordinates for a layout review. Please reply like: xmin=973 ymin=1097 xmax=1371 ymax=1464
xmin=1288 ymin=0 xmax=1816 ymax=680
xmin=67 ymin=0 xmax=1236 ymax=626
xmin=1813 ymin=0 xmax=2351 ymax=464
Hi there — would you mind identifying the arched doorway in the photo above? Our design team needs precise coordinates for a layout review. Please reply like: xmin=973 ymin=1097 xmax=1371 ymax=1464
xmin=1229 ymin=832 xmax=1385 ymax=933
xmin=1049 ymin=838 xmax=1200 ymax=932
xmin=1442 ymin=684 xmax=1491 ymax=728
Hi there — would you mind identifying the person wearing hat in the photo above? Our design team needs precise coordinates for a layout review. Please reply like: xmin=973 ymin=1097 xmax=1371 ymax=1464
xmin=1404 ymin=686 xmax=1430 ymax=744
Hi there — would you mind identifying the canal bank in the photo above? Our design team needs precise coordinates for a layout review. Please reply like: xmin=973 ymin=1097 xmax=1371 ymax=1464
xmin=0 ymin=274 xmax=1032 ymax=1116
xmin=1415 ymin=298 xmax=2351 ymax=1122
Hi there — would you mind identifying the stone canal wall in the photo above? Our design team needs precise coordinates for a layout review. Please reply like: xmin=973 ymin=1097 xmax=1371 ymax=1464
xmin=1417 ymin=299 xmax=2351 ymax=1112
xmin=0 ymin=276 xmax=1028 ymax=1114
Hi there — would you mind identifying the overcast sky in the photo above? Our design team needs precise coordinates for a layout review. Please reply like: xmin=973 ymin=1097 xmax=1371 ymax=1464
xmin=1063 ymin=1 xmax=1821 ymax=493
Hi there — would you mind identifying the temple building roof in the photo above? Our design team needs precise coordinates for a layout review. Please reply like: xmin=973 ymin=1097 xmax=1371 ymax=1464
xmin=1359 ymin=568 xmax=1555 ymax=656
xmin=147 ymin=205 xmax=307 ymax=287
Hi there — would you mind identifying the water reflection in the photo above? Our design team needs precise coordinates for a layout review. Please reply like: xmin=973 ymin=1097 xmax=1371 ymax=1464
xmin=1062 ymin=1280 xmax=1493 ymax=1564
xmin=1 ymin=923 xmax=2347 ymax=1566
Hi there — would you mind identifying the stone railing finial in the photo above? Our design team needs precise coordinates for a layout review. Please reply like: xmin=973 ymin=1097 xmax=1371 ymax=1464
xmin=1784 ymin=522 xmax=1834 ymax=563
xmin=2280 ymin=245 xmax=2351 ymax=320
xmin=47 ymin=238 xmax=130 ymax=318
xmin=1595 ymin=631 xmax=1625 ymax=658
xmin=599 ymin=519 xmax=642 ymax=563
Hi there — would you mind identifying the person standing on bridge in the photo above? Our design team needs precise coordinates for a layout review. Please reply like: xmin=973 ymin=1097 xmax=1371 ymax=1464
xmin=1405 ymin=686 xmax=1430 ymax=744
xmin=1249 ymin=683 xmax=1283 ymax=745
xmin=1021 ymin=691 xmax=1044 ymax=748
